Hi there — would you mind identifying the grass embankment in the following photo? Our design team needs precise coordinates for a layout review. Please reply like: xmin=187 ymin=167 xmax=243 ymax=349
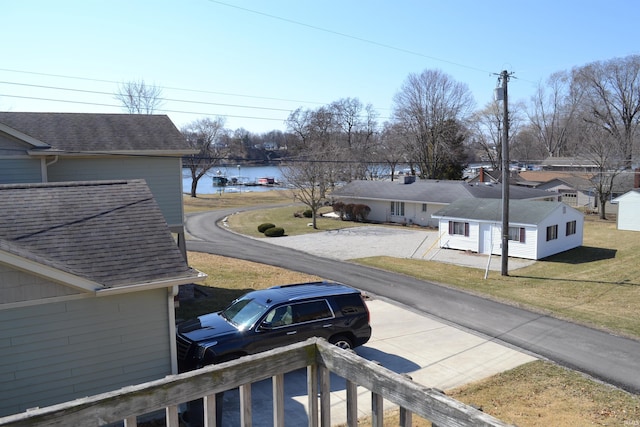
xmin=182 ymin=191 xmax=640 ymax=426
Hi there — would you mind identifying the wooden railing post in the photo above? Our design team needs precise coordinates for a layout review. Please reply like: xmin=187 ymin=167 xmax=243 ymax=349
xmin=272 ymin=373 xmax=285 ymax=427
xmin=203 ymin=393 xmax=223 ymax=427
xmin=399 ymin=374 xmax=413 ymax=427
xmin=371 ymin=391 xmax=383 ymax=427
xmin=240 ymin=384 xmax=252 ymax=426
xmin=319 ymin=364 xmax=331 ymax=427
xmin=307 ymin=364 xmax=319 ymax=427
xmin=345 ymin=379 xmax=358 ymax=427
xmin=165 ymin=405 xmax=179 ymax=427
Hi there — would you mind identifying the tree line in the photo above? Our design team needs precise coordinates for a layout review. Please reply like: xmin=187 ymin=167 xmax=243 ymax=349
xmin=118 ymin=54 xmax=640 ymax=220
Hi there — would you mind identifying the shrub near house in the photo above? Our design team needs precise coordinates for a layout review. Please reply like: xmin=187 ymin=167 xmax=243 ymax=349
xmin=332 ymin=202 xmax=371 ymax=222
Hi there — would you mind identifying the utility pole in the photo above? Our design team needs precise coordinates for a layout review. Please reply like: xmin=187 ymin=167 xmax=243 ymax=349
xmin=498 ymin=70 xmax=511 ymax=276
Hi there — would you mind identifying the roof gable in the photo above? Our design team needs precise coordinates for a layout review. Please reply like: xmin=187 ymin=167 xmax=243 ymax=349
xmin=0 ymin=112 xmax=195 ymax=155
xmin=431 ymin=198 xmax=574 ymax=225
xmin=0 ymin=180 xmax=198 ymax=290
xmin=613 ymin=188 xmax=640 ymax=202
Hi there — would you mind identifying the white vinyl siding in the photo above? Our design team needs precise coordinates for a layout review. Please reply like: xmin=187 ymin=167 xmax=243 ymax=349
xmin=614 ymin=191 xmax=640 ymax=231
xmin=0 ymin=289 xmax=171 ymax=417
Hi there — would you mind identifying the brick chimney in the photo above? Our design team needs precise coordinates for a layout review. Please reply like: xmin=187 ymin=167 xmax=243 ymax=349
xmin=635 ymin=168 xmax=640 ymax=188
xmin=479 ymin=167 xmax=485 ymax=183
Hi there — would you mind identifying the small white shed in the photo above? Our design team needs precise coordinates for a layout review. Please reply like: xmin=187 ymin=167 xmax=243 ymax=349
xmin=431 ymin=199 xmax=584 ymax=260
xmin=612 ymin=189 xmax=640 ymax=231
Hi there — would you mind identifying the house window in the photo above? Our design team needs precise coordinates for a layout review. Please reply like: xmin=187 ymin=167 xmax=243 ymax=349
xmin=509 ymin=227 xmax=525 ymax=243
xmin=390 ymin=201 xmax=405 ymax=216
xmin=566 ymin=220 xmax=577 ymax=236
xmin=421 ymin=203 xmax=427 ymax=212
xmin=448 ymin=221 xmax=469 ymax=236
xmin=546 ymin=224 xmax=558 ymax=241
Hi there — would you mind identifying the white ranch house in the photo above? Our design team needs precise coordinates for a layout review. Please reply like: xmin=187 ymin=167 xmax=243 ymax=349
xmin=330 ymin=178 xmax=559 ymax=228
xmin=431 ymin=199 xmax=584 ymax=260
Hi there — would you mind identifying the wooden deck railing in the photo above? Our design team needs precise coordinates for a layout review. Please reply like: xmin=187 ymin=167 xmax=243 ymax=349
xmin=0 ymin=338 xmax=512 ymax=427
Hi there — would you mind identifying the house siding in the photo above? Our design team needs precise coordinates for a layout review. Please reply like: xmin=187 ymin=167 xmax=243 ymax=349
xmin=487 ymin=225 xmax=539 ymax=259
xmin=0 ymin=289 xmax=171 ymax=417
xmin=438 ymin=219 xmax=477 ymax=252
xmin=333 ymin=198 xmax=441 ymax=227
xmin=0 ymin=158 xmax=42 ymax=184
xmin=0 ymin=265 xmax=81 ymax=303
xmin=48 ymin=157 xmax=184 ymax=227
xmin=615 ymin=192 xmax=640 ymax=231
xmin=536 ymin=208 xmax=584 ymax=259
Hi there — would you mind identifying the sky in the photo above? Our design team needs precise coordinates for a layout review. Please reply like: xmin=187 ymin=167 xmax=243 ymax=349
xmin=2 ymin=0 xmax=639 ymax=134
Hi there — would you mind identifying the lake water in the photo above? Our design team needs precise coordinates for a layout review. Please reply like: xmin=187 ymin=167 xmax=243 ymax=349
xmin=182 ymin=165 xmax=285 ymax=194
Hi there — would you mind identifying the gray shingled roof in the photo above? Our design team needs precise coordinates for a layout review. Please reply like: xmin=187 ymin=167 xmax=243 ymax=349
xmin=0 ymin=180 xmax=199 ymax=289
xmin=431 ymin=198 xmax=563 ymax=225
xmin=331 ymin=179 xmax=556 ymax=204
xmin=0 ymin=112 xmax=194 ymax=154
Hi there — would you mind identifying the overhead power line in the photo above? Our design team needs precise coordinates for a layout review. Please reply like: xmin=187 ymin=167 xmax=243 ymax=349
xmin=0 ymin=68 xmax=326 ymax=106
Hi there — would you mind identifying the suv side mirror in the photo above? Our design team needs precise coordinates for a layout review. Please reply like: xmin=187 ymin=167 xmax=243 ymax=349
xmin=259 ymin=321 xmax=273 ymax=331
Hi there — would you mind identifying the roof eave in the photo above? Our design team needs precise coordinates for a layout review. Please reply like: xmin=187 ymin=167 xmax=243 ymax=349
xmin=0 ymin=250 xmax=103 ymax=293
xmin=96 ymin=271 xmax=207 ymax=296
xmin=0 ymin=123 xmax=51 ymax=148
xmin=27 ymin=149 xmax=199 ymax=157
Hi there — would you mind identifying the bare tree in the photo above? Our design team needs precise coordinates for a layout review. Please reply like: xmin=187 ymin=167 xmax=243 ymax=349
xmin=379 ymin=122 xmax=413 ymax=180
xmin=392 ymin=69 xmax=475 ymax=179
xmin=280 ymin=155 xmax=328 ymax=229
xmin=469 ymin=101 xmax=503 ymax=169
xmin=286 ymin=106 xmax=342 ymax=194
xmin=572 ymin=55 xmax=640 ymax=169
xmin=115 ymin=79 xmax=164 ymax=114
xmin=181 ymin=117 xmax=227 ymax=197
xmin=527 ymin=71 xmax=581 ymax=158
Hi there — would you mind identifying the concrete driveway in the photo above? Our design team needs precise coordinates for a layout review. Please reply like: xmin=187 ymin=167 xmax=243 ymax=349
xmin=241 ymin=224 xmax=535 ymax=271
xmin=214 ymin=299 xmax=536 ymax=426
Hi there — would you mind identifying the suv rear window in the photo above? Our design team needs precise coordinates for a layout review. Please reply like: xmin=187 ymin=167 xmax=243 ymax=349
xmin=333 ymin=293 xmax=366 ymax=315
xmin=292 ymin=300 xmax=333 ymax=323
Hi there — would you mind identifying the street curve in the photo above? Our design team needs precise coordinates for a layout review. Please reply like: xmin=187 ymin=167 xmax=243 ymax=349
xmin=185 ymin=209 xmax=640 ymax=394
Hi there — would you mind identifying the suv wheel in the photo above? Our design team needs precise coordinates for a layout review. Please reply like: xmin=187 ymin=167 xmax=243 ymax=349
xmin=330 ymin=335 xmax=353 ymax=350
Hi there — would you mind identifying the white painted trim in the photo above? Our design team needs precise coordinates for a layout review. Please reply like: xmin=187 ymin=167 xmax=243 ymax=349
xmin=0 ymin=250 xmax=102 ymax=292
xmin=0 ymin=123 xmax=50 ymax=147
xmin=95 ymin=272 xmax=207 ymax=296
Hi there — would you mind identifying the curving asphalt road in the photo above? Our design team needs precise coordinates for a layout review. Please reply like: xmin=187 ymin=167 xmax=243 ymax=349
xmin=185 ymin=208 xmax=640 ymax=394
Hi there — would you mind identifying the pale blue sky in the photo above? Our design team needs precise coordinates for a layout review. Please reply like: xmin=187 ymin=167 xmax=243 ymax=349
xmin=2 ymin=0 xmax=638 ymax=133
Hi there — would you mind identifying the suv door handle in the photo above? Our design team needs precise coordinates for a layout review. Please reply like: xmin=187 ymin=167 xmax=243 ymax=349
xmin=287 ymin=331 xmax=297 ymax=335
xmin=323 ymin=324 xmax=333 ymax=328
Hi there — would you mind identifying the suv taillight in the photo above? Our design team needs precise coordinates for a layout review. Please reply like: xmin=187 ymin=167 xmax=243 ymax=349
xmin=361 ymin=295 xmax=370 ymax=323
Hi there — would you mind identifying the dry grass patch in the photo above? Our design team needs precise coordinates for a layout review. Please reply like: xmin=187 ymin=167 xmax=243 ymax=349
xmin=226 ymin=205 xmax=360 ymax=237
xmin=448 ymin=361 xmax=640 ymax=427
xmin=344 ymin=361 xmax=640 ymax=427
xmin=177 ymin=252 xmax=321 ymax=321
xmin=183 ymin=190 xmax=293 ymax=214
xmin=353 ymin=219 xmax=640 ymax=339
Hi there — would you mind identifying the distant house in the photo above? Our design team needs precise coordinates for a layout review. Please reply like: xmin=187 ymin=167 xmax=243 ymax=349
xmin=330 ymin=179 xmax=559 ymax=227
xmin=0 ymin=180 xmax=205 ymax=417
xmin=517 ymin=170 xmax=640 ymax=215
xmin=0 ymin=112 xmax=196 ymax=258
xmin=612 ymin=189 xmax=640 ymax=231
xmin=431 ymin=199 xmax=584 ymax=260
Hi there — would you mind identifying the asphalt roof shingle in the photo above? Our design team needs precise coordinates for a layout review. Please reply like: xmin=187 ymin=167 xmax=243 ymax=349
xmin=0 ymin=112 xmax=193 ymax=153
xmin=0 ymin=180 xmax=196 ymax=288
xmin=331 ymin=179 xmax=556 ymax=204
xmin=431 ymin=198 xmax=564 ymax=224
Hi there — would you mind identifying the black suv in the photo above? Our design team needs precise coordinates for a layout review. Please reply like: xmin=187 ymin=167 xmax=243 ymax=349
xmin=176 ymin=281 xmax=372 ymax=371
